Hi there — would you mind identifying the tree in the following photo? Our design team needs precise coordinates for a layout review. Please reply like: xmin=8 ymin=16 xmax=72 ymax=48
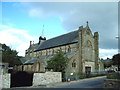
xmin=112 ymin=54 xmax=120 ymax=71
xmin=101 ymin=58 xmax=112 ymax=68
xmin=2 ymin=44 xmax=22 ymax=66
xmin=47 ymin=50 xmax=68 ymax=72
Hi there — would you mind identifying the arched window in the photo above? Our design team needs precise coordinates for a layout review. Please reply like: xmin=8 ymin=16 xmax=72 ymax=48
xmin=49 ymin=49 xmax=50 ymax=55
xmin=72 ymin=60 xmax=76 ymax=67
xmin=68 ymin=46 xmax=71 ymax=52
xmin=65 ymin=46 xmax=66 ymax=53
xmin=46 ymin=50 xmax=48 ymax=56
xmin=52 ymin=49 xmax=54 ymax=55
xmin=85 ymin=40 xmax=92 ymax=47
xmin=41 ymin=51 xmax=42 ymax=55
xmin=60 ymin=47 xmax=62 ymax=51
xmin=85 ymin=41 xmax=89 ymax=47
xmin=85 ymin=40 xmax=93 ymax=61
xmin=72 ymin=62 xmax=76 ymax=67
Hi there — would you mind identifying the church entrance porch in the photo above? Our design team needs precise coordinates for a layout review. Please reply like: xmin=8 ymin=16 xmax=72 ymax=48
xmin=83 ymin=61 xmax=95 ymax=73
xmin=85 ymin=66 xmax=91 ymax=77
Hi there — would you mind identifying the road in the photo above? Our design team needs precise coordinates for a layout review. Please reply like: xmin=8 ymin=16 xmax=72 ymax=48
xmin=2 ymin=76 xmax=107 ymax=90
xmin=53 ymin=76 xmax=106 ymax=88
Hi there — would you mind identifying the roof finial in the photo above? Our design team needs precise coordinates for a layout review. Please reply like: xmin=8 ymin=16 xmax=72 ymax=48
xmin=86 ymin=21 xmax=88 ymax=26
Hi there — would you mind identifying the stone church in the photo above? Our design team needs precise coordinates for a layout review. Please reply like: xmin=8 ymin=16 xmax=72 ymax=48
xmin=24 ymin=22 xmax=104 ymax=74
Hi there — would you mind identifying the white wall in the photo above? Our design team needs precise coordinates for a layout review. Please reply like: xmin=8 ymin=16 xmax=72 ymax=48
xmin=33 ymin=72 xmax=62 ymax=86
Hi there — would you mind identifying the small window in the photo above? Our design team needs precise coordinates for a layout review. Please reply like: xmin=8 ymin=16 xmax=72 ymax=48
xmin=86 ymin=30 xmax=90 ymax=35
xmin=86 ymin=41 xmax=89 ymax=47
xmin=72 ymin=62 xmax=76 ymax=67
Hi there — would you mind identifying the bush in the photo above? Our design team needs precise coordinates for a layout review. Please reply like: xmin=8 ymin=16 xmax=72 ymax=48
xmin=79 ymin=74 xmax=86 ymax=79
xmin=107 ymin=72 xmax=119 ymax=79
xmin=79 ymin=75 xmax=85 ymax=79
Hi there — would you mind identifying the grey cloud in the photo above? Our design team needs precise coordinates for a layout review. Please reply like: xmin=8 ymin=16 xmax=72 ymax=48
xmin=21 ymin=2 xmax=118 ymax=49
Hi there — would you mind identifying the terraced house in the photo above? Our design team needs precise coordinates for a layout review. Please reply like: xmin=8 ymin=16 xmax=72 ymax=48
xmin=24 ymin=22 xmax=104 ymax=75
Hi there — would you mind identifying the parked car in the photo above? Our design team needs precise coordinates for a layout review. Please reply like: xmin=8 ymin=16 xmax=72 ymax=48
xmin=107 ymin=70 xmax=115 ymax=73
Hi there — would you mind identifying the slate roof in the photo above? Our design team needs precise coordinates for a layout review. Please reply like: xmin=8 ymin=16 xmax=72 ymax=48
xmin=24 ymin=59 xmax=37 ymax=65
xmin=36 ymin=30 xmax=79 ymax=51
xmin=20 ymin=57 xmax=28 ymax=64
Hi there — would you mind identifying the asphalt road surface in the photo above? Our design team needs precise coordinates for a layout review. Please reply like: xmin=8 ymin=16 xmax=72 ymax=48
xmin=2 ymin=76 xmax=107 ymax=90
xmin=53 ymin=76 xmax=106 ymax=88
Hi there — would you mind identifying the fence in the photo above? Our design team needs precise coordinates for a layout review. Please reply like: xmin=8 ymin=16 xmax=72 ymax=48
xmin=65 ymin=73 xmax=79 ymax=82
xmin=64 ymin=71 xmax=107 ymax=82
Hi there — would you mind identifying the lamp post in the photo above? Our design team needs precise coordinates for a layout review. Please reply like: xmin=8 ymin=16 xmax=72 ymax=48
xmin=116 ymin=36 xmax=120 ymax=54
xmin=116 ymin=36 xmax=120 ymax=80
xmin=0 ymin=44 xmax=3 ymax=63
xmin=116 ymin=36 xmax=120 ymax=71
xmin=116 ymin=36 xmax=119 ymax=69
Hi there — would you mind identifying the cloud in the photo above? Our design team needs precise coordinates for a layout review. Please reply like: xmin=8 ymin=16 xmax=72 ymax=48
xmin=29 ymin=8 xmax=45 ymax=18
xmin=0 ymin=24 xmax=117 ymax=58
xmin=0 ymin=24 xmax=37 ymax=56
xmin=20 ymin=2 xmax=118 ymax=50
xmin=99 ymin=48 xmax=118 ymax=59
xmin=3 ymin=2 xmax=118 ymax=58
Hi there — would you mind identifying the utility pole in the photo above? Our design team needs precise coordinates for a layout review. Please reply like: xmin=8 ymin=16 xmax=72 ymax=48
xmin=116 ymin=36 xmax=120 ymax=54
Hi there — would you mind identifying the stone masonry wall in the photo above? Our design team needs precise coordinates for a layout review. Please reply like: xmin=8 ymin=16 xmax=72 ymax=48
xmin=0 ymin=74 xmax=11 ymax=88
xmin=33 ymin=72 xmax=62 ymax=86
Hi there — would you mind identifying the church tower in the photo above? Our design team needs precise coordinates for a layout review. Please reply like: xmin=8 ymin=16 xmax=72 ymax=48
xmin=78 ymin=21 xmax=99 ymax=73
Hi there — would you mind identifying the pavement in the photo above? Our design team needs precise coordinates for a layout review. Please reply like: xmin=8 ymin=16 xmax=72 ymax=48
xmin=30 ymin=76 xmax=107 ymax=88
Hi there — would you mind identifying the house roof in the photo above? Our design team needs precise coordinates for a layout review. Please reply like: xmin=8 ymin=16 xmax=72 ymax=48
xmin=0 ymin=47 xmax=2 ymax=50
xmin=36 ymin=30 xmax=79 ymax=51
xmin=0 ymin=63 xmax=8 ymax=66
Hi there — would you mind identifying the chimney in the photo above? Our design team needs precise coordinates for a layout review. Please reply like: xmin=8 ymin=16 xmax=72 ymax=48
xmin=30 ymin=41 xmax=32 ymax=46
xmin=44 ymin=37 xmax=46 ymax=40
xmin=38 ymin=36 xmax=46 ymax=45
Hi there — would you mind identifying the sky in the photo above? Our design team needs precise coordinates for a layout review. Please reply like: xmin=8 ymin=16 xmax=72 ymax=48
xmin=0 ymin=1 xmax=119 ymax=59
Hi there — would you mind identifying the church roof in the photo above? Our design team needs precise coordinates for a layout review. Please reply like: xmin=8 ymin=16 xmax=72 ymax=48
xmin=24 ymin=59 xmax=37 ymax=65
xmin=36 ymin=30 xmax=79 ymax=51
